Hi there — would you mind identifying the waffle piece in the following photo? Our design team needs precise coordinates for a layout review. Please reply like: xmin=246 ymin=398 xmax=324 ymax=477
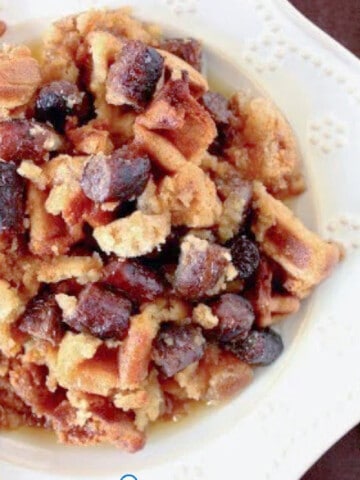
xmin=226 ymin=93 xmax=305 ymax=198
xmin=93 ymin=211 xmax=171 ymax=258
xmin=0 ymin=45 xmax=41 ymax=113
xmin=159 ymin=164 xmax=222 ymax=228
xmin=136 ymin=79 xmax=216 ymax=163
xmin=252 ymin=182 xmax=341 ymax=298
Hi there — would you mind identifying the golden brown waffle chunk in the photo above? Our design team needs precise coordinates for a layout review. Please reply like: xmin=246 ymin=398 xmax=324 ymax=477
xmin=67 ymin=121 xmax=114 ymax=155
xmin=0 ymin=45 xmax=41 ymax=112
xmin=134 ymin=123 xmax=188 ymax=172
xmin=159 ymin=164 xmax=222 ymax=228
xmin=27 ymin=185 xmax=77 ymax=256
xmin=119 ymin=309 xmax=160 ymax=390
xmin=93 ymin=211 xmax=171 ymax=258
xmin=37 ymin=254 xmax=103 ymax=284
xmin=226 ymin=93 xmax=305 ymax=198
xmin=175 ymin=345 xmax=253 ymax=403
xmin=0 ymin=280 xmax=25 ymax=357
xmin=252 ymin=182 xmax=341 ymax=298
xmin=55 ymin=333 xmax=119 ymax=396
xmin=136 ymin=79 xmax=216 ymax=163
xmin=0 ymin=376 xmax=42 ymax=429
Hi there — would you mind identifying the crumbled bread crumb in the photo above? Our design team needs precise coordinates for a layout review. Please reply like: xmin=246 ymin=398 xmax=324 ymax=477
xmin=86 ymin=31 xmax=123 ymax=117
xmin=55 ymin=294 xmax=78 ymax=318
xmin=0 ymin=280 xmax=24 ymax=357
xmin=93 ymin=211 xmax=171 ymax=258
xmin=56 ymin=332 xmax=101 ymax=387
xmin=66 ymin=391 xmax=92 ymax=427
xmin=113 ymin=389 xmax=148 ymax=411
xmin=188 ymin=228 xmax=216 ymax=243
xmin=27 ymin=184 xmax=77 ymax=257
xmin=17 ymin=160 xmax=47 ymax=190
xmin=68 ymin=122 xmax=114 ymax=155
xmin=55 ymin=333 xmax=119 ymax=396
xmin=134 ymin=370 xmax=164 ymax=431
xmin=226 ymin=93 xmax=305 ymax=198
xmin=175 ymin=362 xmax=206 ymax=401
xmin=139 ymin=297 xmax=191 ymax=323
xmin=192 ymin=304 xmax=219 ymax=329
xmin=137 ymin=178 xmax=164 ymax=215
xmin=45 ymin=184 xmax=71 ymax=216
xmin=37 ymin=254 xmax=103 ymax=284
xmin=218 ymin=192 xmax=248 ymax=242
xmin=205 ymin=351 xmax=253 ymax=403
xmin=100 ymin=201 xmax=120 ymax=212
xmin=159 ymin=163 xmax=222 ymax=228
xmin=134 ymin=123 xmax=187 ymax=172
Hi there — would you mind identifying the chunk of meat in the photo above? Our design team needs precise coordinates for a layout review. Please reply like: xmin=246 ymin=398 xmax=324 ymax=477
xmin=160 ymin=38 xmax=202 ymax=71
xmin=17 ymin=291 xmax=65 ymax=346
xmin=81 ymin=147 xmax=151 ymax=203
xmin=35 ymin=80 xmax=94 ymax=132
xmin=103 ymin=259 xmax=165 ymax=303
xmin=44 ymin=154 xmax=114 ymax=236
xmin=63 ymin=283 xmax=131 ymax=340
xmin=173 ymin=235 xmax=236 ymax=300
xmin=209 ymin=293 xmax=254 ymax=343
xmin=226 ymin=328 xmax=283 ymax=366
xmin=202 ymin=91 xmax=231 ymax=125
xmin=0 ymin=161 xmax=25 ymax=234
xmin=152 ymin=324 xmax=205 ymax=377
xmin=0 ymin=45 xmax=41 ymax=110
xmin=0 ymin=119 xmax=61 ymax=165
xmin=106 ymin=40 xmax=164 ymax=110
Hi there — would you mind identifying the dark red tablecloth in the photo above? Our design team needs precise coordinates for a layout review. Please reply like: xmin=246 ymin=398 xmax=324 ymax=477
xmin=288 ymin=1 xmax=360 ymax=479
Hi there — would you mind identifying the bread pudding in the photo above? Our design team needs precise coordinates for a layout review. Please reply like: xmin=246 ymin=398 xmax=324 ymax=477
xmin=0 ymin=8 xmax=341 ymax=452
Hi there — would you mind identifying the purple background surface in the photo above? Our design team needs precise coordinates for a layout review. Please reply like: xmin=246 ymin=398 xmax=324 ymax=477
xmin=287 ymin=1 xmax=360 ymax=478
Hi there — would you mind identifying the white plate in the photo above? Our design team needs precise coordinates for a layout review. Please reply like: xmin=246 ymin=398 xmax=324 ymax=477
xmin=0 ymin=1 xmax=360 ymax=479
